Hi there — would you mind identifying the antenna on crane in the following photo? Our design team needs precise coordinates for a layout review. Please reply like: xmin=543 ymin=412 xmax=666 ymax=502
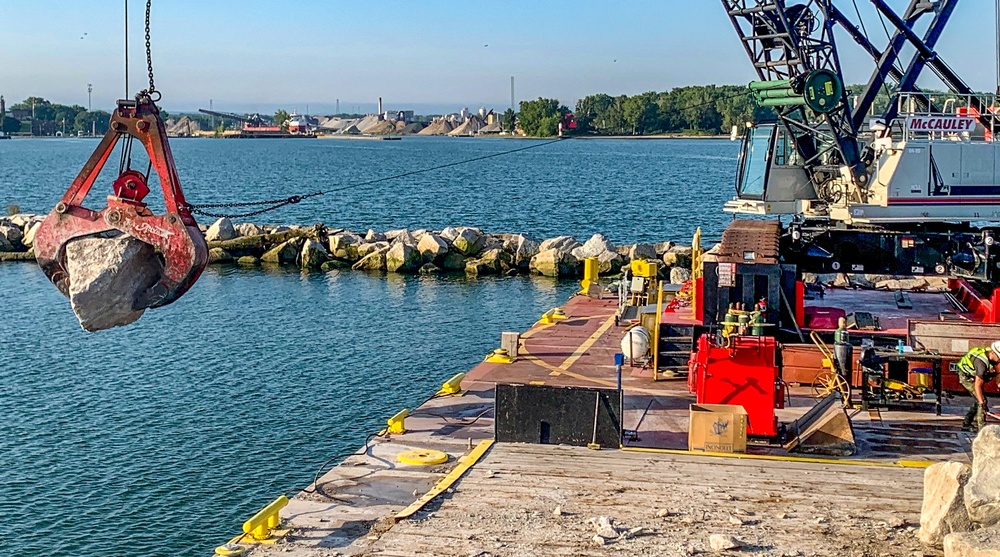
xmin=995 ymin=0 xmax=1000 ymax=95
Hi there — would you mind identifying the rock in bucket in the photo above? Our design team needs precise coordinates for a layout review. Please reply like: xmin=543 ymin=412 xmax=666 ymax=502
xmin=63 ymin=232 xmax=164 ymax=332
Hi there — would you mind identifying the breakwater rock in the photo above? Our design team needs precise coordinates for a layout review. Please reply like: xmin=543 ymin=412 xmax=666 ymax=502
xmin=0 ymin=214 xmax=694 ymax=280
xmin=202 ymin=218 xmax=693 ymax=279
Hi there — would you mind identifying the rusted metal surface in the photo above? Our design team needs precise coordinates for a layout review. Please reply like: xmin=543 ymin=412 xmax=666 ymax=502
xmin=34 ymin=94 xmax=207 ymax=309
xmin=711 ymin=219 xmax=781 ymax=264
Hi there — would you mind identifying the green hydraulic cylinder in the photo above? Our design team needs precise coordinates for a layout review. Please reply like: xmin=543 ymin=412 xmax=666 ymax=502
xmin=748 ymin=79 xmax=792 ymax=91
xmin=758 ymin=97 xmax=807 ymax=107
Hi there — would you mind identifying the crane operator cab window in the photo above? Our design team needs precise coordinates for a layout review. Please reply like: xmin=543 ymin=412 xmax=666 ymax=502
xmin=737 ymin=124 xmax=775 ymax=199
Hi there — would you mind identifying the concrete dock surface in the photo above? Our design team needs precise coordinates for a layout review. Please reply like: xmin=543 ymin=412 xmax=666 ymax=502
xmin=240 ymin=293 xmax=975 ymax=557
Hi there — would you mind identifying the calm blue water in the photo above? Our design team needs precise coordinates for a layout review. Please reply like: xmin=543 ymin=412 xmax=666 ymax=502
xmin=1 ymin=136 xmax=739 ymax=243
xmin=0 ymin=136 xmax=739 ymax=556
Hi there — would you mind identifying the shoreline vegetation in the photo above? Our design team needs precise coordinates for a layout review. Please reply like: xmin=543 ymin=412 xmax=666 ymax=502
xmin=0 ymin=84 xmax=769 ymax=140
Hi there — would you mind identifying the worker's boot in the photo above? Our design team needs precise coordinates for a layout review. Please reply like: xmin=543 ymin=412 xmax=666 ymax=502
xmin=974 ymin=406 xmax=986 ymax=433
xmin=962 ymin=400 xmax=977 ymax=430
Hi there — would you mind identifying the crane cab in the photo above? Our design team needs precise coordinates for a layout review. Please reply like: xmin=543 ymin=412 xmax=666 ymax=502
xmin=725 ymin=123 xmax=818 ymax=217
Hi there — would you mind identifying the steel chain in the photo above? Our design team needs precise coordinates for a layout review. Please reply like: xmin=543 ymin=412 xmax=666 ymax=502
xmin=144 ymin=0 xmax=159 ymax=101
xmin=188 ymin=192 xmax=324 ymax=219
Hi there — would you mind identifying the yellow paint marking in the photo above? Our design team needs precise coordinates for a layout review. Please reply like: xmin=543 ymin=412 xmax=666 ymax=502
xmin=517 ymin=317 xmax=667 ymax=395
xmin=557 ymin=314 xmax=617 ymax=370
xmin=521 ymin=323 xmax=553 ymax=339
xmin=529 ymin=380 xmax=545 ymax=386
xmin=395 ymin=439 xmax=495 ymax=521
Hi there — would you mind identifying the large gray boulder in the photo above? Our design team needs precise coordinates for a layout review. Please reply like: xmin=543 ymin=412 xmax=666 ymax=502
xmin=207 ymin=247 xmax=233 ymax=263
xmin=441 ymin=251 xmax=466 ymax=271
xmin=509 ymin=235 xmax=540 ymax=270
xmin=944 ymin=524 xmax=1000 ymax=557
xmin=452 ymin=227 xmax=485 ymax=256
xmin=261 ymin=239 xmax=301 ymax=264
xmin=9 ymin=213 xmax=39 ymax=229
xmin=440 ymin=226 xmax=460 ymax=243
xmin=352 ymin=248 xmax=388 ymax=271
xmin=205 ymin=217 xmax=237 ymax=242
xmin=653 ymin=241 xmax=674 ymax=256
xmin=386 ymin=242 xmax=422 ymax=273
xmin=539 ymin=235 xmax=579 ymax=253
xmin=390 ymin=229 xmax=418 ymax=247
xmin=417 ymin=233 xmax=449 ymax=261
xmin=300 ymin=238 xmax=329 ymax=269
xmin=530 ymin=248 xmax=581 ymax=277
xmin=384 ymin=228 xmax=408 ymax=241
xmin=597 ymin=250 xmax=624 ymax=275
xmin=364 ymin=229 xmax=386 ymax=242
xmin=662 ymin=245 xmax=693 ymax=268
xmin=329 ymin=233 xmax=362 ymax=261
xmin=572 ymin=234 xmax=615 ymax=259
xmin=670 ymin=267 xmax=692 ymax=284
xmin=21 ymin=221 xmax=41 ymax=248
xmin=966 ymin=425 xmax=1000 ymax=526
xmin=621 ymin=243 xmax=657 ymax=262
xmin=465 ymin=248 xmax=514 ymax=276
xmin=0 ymin=234 xmax=13 ymax=252
xmin=234 ymin=222 xmax=264 ymax=237
xmin=64 ymin=233 xmax=164 ymax=332
xmin=357 ymin=241 xmax=389 ymax=258
xmin=0 ymin=223 xmax=23 ymax=246
xmin=920 ymin=461 xmax=975 ymax=547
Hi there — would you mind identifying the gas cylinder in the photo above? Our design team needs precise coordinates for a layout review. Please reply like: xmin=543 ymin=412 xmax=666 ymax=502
xmin=621 ymin=326 xmax=651 ymax=361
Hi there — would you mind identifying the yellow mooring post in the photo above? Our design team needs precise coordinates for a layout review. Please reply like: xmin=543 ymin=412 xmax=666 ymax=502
xmin=580 ymin=257 xmax=599 ymax=294
xmin=242 ymin=495 xmax=289 ymax=543
xmin=652 ymin=282 xmax=664 ymax=382
xmin=437 ymin=373 xmax=466 ymax=395
xmin=387 ymin=409 xmax=409 ymax=434
xmin=691 ymin=227 xmax=702 ymax=311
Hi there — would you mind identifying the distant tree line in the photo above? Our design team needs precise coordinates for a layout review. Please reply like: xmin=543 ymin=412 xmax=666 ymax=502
xmin=515 ymin=86 xmax=772 ymax=137
xmin=514 ymin=84 xmax=907 ymax=137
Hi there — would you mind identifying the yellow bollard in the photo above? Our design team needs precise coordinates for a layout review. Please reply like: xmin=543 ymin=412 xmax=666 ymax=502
xmin=691 ymin=227 xmax=702 ymax=311
xmin=387 ymin=409 xmax=409 ymax=434
xmin=438 ymin=373 xmax=466 ymax=395
xmin=580 ymin=257 xmax=599 ymax=294
xmin=539 ymin=307 xmax=568 ymax=325
xmin=484 ymin=349 xmax=514 ymax=364
xmin=242 ymin=495 xmax=289 ymax=542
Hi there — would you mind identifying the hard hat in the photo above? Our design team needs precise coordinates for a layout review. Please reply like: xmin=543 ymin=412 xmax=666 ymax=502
xmin=991 ymin=341 xmax=1000 ymax=359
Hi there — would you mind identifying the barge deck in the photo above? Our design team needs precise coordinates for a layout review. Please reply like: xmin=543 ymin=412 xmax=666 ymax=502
xmin=236 ymin=291 xmax=977 ymax=557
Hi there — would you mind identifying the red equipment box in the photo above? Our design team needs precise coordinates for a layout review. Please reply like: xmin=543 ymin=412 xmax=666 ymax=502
xmin=688 ymin=334 xmax=782 ymax=437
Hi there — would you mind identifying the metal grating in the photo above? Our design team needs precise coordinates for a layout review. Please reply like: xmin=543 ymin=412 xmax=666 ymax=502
xmin=714 ymin=220 xmax=781 ymax=264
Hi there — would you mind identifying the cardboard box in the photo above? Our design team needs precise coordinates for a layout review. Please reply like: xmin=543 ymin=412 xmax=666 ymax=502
xmin=688 ymin=404 xmax=748 ymax=453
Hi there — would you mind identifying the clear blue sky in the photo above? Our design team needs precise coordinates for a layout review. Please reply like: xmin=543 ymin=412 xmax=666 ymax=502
xmin=0 ymin=0 xmax=997 ymax=115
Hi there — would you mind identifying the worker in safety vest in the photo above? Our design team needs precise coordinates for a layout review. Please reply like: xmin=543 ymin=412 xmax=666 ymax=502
xmin=956 ymin=342 xmax=1000 ymax=432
